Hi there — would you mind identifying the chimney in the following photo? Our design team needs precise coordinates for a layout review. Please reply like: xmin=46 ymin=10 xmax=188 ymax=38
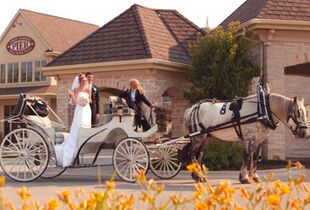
xmin=206 ymin=15 xmax=209 ymax=29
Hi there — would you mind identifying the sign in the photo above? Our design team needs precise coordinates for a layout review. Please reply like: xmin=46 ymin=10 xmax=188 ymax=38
xmin=6 ymin=36 xmax=35 ymax=55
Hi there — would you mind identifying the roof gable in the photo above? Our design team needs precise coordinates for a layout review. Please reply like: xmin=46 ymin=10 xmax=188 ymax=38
xmin=220 ymin=0 xmax=310 ymax=28
xmin=20 ymin=10 xmax=99 ymax=52
xmin=47 ymin=4 xmax=205 ymax=67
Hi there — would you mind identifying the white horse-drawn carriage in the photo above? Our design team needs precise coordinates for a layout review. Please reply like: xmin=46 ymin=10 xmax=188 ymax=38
xmin=0 ymin=93 xmax=188 ymax=182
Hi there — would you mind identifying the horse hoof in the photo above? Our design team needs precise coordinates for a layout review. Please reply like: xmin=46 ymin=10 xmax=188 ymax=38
xmin=240 ymin=178 xmax=251 ymax=184
xmin=191 ymin=173 xmax=206 ymax=182
xmin=253 ymin=177 xmax=262 ymax=183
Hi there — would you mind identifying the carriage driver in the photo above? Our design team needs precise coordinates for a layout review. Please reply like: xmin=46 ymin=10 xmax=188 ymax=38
xmin=120 ymin=79 xmax=153 ymax=131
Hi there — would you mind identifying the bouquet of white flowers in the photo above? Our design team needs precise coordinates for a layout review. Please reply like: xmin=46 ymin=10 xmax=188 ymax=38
xmin=77 ymin=97 xmax=88 ymax=106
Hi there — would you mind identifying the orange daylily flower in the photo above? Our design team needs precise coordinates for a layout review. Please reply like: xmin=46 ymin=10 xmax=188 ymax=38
xmin=17 ymin=187 xmax=31 ymax=200
xmin=295 ymin=161 xmax=304 ymax=170
xmin=240 ymin=187 xmax=248 ymax=199
xmin=195 ymin=201 xmax=207 ymax=210
xmin=267 ymin=194 xmax=281 ymax=207
xmin=0 ymin=176 xmax=5 ymax=187
xmin=46 ymin=198 xmax=60 ymax=210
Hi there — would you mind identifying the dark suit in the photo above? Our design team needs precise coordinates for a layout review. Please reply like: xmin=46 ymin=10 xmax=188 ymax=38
xmin=89 ymin=84 xmax=100 ymax=125
xmin=120 ymin=89 xmax=152 ymax=131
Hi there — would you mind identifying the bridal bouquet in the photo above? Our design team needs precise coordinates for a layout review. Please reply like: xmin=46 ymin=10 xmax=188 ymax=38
xmin=77 ymin=97 xmax=89 ymax=106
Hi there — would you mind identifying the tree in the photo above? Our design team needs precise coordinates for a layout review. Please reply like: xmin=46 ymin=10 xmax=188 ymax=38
xmin=185 ymin=22 xmax=260 ymax=102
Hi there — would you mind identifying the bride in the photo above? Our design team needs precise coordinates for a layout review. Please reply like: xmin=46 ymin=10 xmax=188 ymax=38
xmin=55 ymin=74 xmax=92 ymax=167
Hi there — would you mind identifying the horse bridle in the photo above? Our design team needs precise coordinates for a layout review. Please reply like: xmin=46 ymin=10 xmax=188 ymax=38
xmin=287 ymin=101 xmax=308 ymax=135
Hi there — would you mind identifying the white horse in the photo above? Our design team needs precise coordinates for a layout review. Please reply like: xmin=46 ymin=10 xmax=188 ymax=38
xmin=180 ymin=93 xmax=308 ymax=183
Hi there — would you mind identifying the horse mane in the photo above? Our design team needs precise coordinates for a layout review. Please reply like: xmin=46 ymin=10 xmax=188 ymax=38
xmin=268 ymin=93 xmax=293 ymax=122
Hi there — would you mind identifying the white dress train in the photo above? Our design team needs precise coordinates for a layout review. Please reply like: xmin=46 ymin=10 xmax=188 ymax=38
xmin=55 ymin=92 xmax=92 ymax=167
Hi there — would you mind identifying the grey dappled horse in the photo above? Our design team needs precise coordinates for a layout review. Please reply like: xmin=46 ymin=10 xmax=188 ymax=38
xmin=180 ymin=93 xmax=308 ymax=183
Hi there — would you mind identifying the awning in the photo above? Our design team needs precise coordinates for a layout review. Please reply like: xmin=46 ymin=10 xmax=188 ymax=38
xmin=0 ymin=85 xmax=56 ymax=99
xmin=284 ymin=62 xmax=310 ymax=77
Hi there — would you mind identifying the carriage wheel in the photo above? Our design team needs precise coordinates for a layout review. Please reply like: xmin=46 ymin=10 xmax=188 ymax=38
xmin=149 ymin=145 xmax=182 ymax=179
xmin=41 ymin=155 xmax=66 ymax=179
xmin=0 ymin=128 xmax=49 ymax=182
xmin=113 ymin=138 xmax=149 ymax=182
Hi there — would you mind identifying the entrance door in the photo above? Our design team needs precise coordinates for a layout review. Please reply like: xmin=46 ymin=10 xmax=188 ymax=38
xmin=4 ymin=105 xmax=16 ymax=136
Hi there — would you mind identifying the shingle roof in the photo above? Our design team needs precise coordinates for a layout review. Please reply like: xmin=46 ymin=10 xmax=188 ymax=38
xmin=47 ymin=4 xmax=205 ymax=67
xmin=21 ymin=9 xmax=99 ymax=52
xmin=219 ymin=0 xmax=310 ymax=28
xmin=0 ymin=85 xmax=56 ymax=96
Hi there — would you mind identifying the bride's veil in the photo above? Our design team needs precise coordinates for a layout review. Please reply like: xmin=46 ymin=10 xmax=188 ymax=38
xmin=71 ymin=76 xmax=80 ymax=90
xmin=68 ymin=75 xmax=80 ymax=105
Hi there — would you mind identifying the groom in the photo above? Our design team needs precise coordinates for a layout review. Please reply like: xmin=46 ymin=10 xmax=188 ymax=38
xmin=86 ymin=72 xmax=100 ymax=125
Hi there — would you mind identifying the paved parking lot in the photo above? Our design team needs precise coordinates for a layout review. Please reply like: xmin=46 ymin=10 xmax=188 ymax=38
xmin=1 ymin=166 xmax=309 ymax=208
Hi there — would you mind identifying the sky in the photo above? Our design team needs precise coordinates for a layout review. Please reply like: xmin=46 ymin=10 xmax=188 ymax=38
xmin=0 ymin=0 xmax=246 ymax=35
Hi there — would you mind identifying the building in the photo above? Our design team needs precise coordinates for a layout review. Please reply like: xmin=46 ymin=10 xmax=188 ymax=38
xmin=0 ymin=9 xmax=98 ymax=138
xmin=43 ymin=4 xmax=205 ymax=136
xmin=220 ymin=0 xmax=310 ymax=160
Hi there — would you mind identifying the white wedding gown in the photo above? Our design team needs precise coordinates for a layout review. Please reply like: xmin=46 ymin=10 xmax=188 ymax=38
xmin=55 ymin=92 xmax=92 ymax=167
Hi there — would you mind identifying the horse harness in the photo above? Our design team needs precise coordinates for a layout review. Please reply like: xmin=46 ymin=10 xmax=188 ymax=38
xmin=187 ymin=85 xmax=279 ymax=140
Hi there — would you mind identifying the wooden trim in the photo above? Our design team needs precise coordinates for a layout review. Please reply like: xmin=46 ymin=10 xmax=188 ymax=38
xmin=241 ymin=19 xmax=310 ymax=31
xmin=0 ymin=93 xmax=56 ymax=99
xmin=42 ymin=59 xmax=190 ymax=75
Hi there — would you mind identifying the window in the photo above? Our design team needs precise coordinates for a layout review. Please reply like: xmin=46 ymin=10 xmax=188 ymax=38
xmin=35 ymin=60 xmax=47 ymax=81
xmin=21 ymin=61 xmax=33 ymax=82
xmin=7 ymin=63 xmax=19 ymax=83
xmin=0 ymin=64 xmax=5 ymax=83
xmin=0 ymin=60 xmax=47 ymax=84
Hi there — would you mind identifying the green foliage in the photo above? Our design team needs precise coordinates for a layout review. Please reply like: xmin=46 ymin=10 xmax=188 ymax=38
xmin=202 ymin=139 xmax=243 ymax=170
xmin=185 ymin=22 xmax=260 ymax=102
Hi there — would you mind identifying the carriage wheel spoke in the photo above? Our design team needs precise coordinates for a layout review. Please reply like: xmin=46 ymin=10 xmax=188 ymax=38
xmin=135 ymin=161 xmax=146 ymax=170
xmin=5 ymin=158 xmax=20 ymax=175
xmin=115 ymin=156 xmax=127 ymax=161
xmin=1 ymin=154 xmax=19 ymax=158
xmin=15 ymin=159 xmax=23 ymax=178
xmin=132 ymin=146 xmax=142 ymax=157
xmin=166 ymin=162 xmax=173 ymax=174
xmin=5 ymin=137 xmax=20 ymax=151
xmin=2 ymin=146 xmax=17 ymax=153
xmin=25 ymin=159 xmax=36 ymax=177
xmin=129 ymin=140 xmax=134 ymax=156
xmin=116 ymin=161 xmax=127 ymax=167
xmin=28 ymin=156 xmax=45 ymax=165
xmin=13 ymin=133 xmax=23 ymax=150
xmin=168 ymin=159 xmax=179 ymax=168
xmin=118 ymin=162 xmax=128 ymax=174
xmin=116 ymin=150 xmax=128 ymax=159
xmin=131 ymin=142 xmax=138 ymax=157
xmin=27 ymin=144 xmax=45 ymax=154
xmin=133 ymin=164 xmax=140 ymax=174
xmin=124 ymin=164 xmax=129 ymax=178
xmin=26 ymin=138 xmax=37 ymax=151
xmin=152 ymin=160 xmax=162 ymax=170
xmin=23 ymin=161 xmax=28 ymax=180
xmin=129 ymin=166 xmax=133 ymax=180
xmin=119 ymin=144 xmax=129 ymax=157
xmin=125 ymin=142 xmax=130 ymax=157
xmin=151 ymin=158 xmax=161 ymax=164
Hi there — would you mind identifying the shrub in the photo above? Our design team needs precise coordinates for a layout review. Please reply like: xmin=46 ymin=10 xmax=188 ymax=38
xmin=202 ymin=139 xmax=243 ymax=170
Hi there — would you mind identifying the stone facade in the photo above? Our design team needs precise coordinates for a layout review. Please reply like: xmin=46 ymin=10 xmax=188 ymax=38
xmin=55 ymin=68 xmax=190 ymax=137
xmin=255 ymin=29 xmax=310 ymax=159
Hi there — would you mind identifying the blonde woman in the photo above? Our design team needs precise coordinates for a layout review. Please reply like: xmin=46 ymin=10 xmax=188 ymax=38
xmin=120 ymin=79 xmax=153 ymax=131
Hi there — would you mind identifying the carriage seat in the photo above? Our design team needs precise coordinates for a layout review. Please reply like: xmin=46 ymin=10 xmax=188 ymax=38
xmin=98 ymin=114 xmax=113 ymax=126
xmin=25 ymin=115 xmax=52 ymax=128
xmin=54 ymin=132 xmax=68 ymax=144
xmin=109 ymin=96 xmax=134 ymax=115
